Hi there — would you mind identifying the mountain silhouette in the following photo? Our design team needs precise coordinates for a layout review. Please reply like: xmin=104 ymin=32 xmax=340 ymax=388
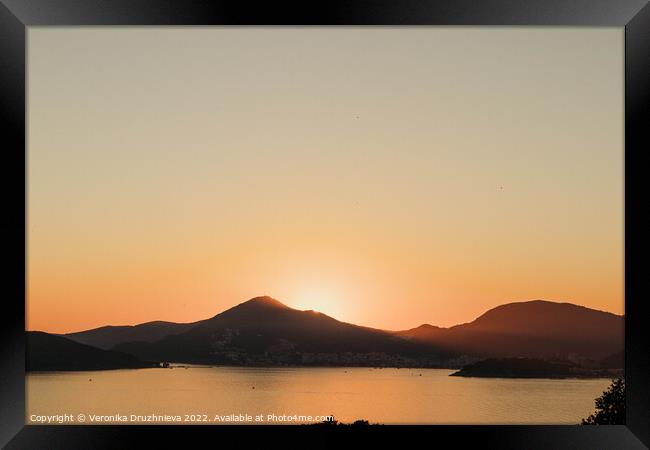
xmin=62 ymin=296 xmax=294 ymax=350
xmin=63 ymin=321 xmax=196 ymax=350
xmin=398 ymin=300 xmax=623 ymax=359
xmin=397 ymin=324 xmax=446 ymax=341
xmin=111 ymin=296 xmax=447 ymax=365
xmin=56 ymin=297 xmax=624 ymax=367
xmin=27 ymin=331 xmax=158 ymax=371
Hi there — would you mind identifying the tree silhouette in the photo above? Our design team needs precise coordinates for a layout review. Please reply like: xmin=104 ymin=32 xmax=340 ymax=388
xmin=582 ymin=378 xmax=625 ymax=425
xmin=315 ymin=416 xmax=371 ymax=426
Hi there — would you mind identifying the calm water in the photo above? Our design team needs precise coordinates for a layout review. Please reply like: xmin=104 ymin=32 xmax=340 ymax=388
xmin=27 ymin=367 xmax=610 ymax=425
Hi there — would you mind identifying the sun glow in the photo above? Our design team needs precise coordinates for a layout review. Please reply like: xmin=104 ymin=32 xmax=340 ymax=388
xmin=294 ymin=288 xmax=344 ymax=319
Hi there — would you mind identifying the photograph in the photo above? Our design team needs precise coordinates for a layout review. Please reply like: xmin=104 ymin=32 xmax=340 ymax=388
xmin=25 ymin=26 xmax=625 ymax=426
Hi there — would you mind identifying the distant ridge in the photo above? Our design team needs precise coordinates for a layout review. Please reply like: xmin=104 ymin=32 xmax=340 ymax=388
xmin=63 ymin=320 xmax=197 ymax=350
xmin=397 ymin=324 xmax=446 ymax=341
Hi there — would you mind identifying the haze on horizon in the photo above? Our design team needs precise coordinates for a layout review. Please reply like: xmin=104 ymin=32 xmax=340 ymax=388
xmin=27 ymin=27 xmax=623 ymax=334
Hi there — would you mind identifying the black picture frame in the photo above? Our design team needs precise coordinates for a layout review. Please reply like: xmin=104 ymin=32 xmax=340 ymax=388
xmin=1 ymin=1 xmax=648 ymax=448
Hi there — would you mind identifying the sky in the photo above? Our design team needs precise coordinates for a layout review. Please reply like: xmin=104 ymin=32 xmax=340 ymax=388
xmin=27 ymin=27 xmax=624 ymax=333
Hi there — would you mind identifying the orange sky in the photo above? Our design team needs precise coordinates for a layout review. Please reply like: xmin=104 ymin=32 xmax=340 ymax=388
xmin=27 ymin=27 xmax=623 ymax=333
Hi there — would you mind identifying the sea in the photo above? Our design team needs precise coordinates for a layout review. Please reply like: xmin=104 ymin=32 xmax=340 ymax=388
xmin=26 ymin=366 xmax=610 ymax=425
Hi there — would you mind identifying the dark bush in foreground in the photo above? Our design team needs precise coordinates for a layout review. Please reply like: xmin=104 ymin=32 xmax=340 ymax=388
xmin=582 ymin=378 xmax=625 ymax=425
xmin=314 ymin=417 xmax=372 ymax=426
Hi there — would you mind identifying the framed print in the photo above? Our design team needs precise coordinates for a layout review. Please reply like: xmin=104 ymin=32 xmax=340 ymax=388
xmin=1 ymin=0 xmax=648 ymax=448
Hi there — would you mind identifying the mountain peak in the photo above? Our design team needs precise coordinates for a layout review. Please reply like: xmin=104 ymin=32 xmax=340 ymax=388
xmin=205 ymin=296 xmax=293 ymax=322
xmin=241 ymin=296 xmax=292 ymax=310
xmin=475 ymin=299 xmax=619 ymax=322
xmin=460 ymin=299 xmax=623 ymax=340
